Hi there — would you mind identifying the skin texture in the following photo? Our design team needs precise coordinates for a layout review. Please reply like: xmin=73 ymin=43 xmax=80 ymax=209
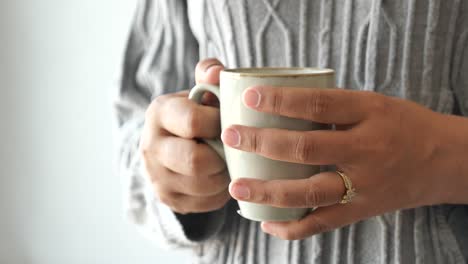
xmin=139 ymin=58 xmax=231 ymax=214
xmin=223 ymin=80 xmax=468 ymax=240
xmin=142 ymin=58 xmax=468 ymax=241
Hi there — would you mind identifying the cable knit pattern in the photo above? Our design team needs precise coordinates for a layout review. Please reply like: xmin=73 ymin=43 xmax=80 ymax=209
xmin=115 ymin=0 xmax=468 ymax=263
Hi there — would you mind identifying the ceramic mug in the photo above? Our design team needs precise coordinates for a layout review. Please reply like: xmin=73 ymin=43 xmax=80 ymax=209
xmin=189 ymin=67 xmax=335 ymax=222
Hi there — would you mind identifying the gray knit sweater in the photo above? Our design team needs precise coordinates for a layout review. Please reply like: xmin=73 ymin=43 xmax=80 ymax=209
xmin=114 ymin=0 xmax=468 ymax=263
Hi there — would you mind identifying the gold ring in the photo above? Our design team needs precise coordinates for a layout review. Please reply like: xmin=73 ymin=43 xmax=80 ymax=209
xmin=336 ymin=170 xmax=357 ymax=204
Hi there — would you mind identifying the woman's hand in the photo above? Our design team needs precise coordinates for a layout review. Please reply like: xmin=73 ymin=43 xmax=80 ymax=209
xmin=140 ymin=59 xmax=231 ymax=214
xmin=221 ymin=85 xmax=468 ymax=240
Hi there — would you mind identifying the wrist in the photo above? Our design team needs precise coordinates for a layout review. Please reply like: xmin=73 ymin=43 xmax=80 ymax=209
xmin=432 ymin=113 xmax=468 ymax=204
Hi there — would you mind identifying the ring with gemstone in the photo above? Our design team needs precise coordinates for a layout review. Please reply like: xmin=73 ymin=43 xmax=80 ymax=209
xmin=336 ymin=170 xmax=357 ymax=204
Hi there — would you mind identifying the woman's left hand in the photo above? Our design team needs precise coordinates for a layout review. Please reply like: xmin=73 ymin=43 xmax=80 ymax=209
xmin=221 ymin=85 xmax=468 ymax=240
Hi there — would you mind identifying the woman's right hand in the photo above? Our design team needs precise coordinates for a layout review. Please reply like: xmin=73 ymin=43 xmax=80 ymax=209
xmin=140 ymin=59 xmax=231 ymax=214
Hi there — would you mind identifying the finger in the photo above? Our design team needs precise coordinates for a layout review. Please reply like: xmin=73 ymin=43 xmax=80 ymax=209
xmin=171 ymin=90 xmax=189 ymax=97
xmin=157 ymin=166 xmax=230 ymax=197
xmin=144 ymin=92 xmax=187 ymax=136
xmin=260 ymin=203 xmax=366 ymax=240
xmin=142 ymin=155 xmax=229 ymax=197
xmin=229 ymin=171 xmax=345 ymax=208
xmin=156 ymin=136 xmax=226 ymax=177
xmin=221 ymin=126 xmax=354 ymax=165
xmin=159 ymin=189 xmax=231 ymax=214
xmin=195 ymin=58 xmax=224 ymax=84
xmin=201 ymin=92 xmax=220 ymax=107
xmin=159 ymin=96 xmax=221 ymax=139
xmin=242 ymin=86 xmax=372 ymax=124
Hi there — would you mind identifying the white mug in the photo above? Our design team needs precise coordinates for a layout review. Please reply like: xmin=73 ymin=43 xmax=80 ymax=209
xmin=189 ymin=67 xmax=335 ymax=222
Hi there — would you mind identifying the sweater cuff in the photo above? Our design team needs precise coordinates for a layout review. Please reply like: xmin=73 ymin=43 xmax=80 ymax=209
xmin=174 ymin=206 xmax=227 ymax=242
xmin=142 ymin=183 xmax=227 ymax=248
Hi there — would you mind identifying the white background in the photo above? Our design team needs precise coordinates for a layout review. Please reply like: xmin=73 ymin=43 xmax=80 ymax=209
xmin=0 ymin=0 xmax=189 ymax=263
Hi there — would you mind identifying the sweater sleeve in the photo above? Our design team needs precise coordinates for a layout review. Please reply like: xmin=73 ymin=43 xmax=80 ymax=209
xmin=449 ymin=2 xmax=468 ymax=258
xmin=452 ymin=0 xmax=468 ymax=116
xmin=113 ymin=0 xmax=226 ymax=249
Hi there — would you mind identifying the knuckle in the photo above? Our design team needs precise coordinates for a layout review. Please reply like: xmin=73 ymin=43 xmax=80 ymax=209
xmin=266 ymin=182 xmax=290 ymax=207
xmin=144 ymin=106 xmax=153 ymax=121
xmin=158 ymin=194 xmax=170 ymax=206
xmin=139 ymin=143 xmax=151 ymax=162
xmin=139 ymin=151 xmax=164 ymax=185
xmin=271 ymin=88 xmax=284 ymax=114
xmin=139 ymin=147 xmax=157 ymax=173
xmin=147 ymin=95 xmax=166 ymax=118
xmin=167 ymin=196 xmax=188 ymax=214
xmin=153 ymin=94 xmax=167 ymax=105
xmin=173 ymin=205 xmax=188 ymax=215
xmin=250 ymin=130 xmax=263 ymax=153
xmin=144 ymin=166 xmax=159 ymax=185
xmin=307 ymin=91 xmax=332 ymax=116
xmin=294 ymin=135 xmax=316 ymax=163
xmin=139 ymin=135 xmax=160 ymax=163
xmin=184 ymin=107 xmax=202 ymax=138
xmin=304 ymin=184 xmax=325 ymax=207
xmin=257 ymin=187 xmax=274 ymax=205
xmin=186 ymin=146 xmax=205 ymax=176
xmin=158 ymin=192 xmax=176 ymax=208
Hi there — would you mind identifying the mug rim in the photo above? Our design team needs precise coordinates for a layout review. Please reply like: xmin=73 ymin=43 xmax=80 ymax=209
xmin=221 ymin=67 xmax=334 ymax=77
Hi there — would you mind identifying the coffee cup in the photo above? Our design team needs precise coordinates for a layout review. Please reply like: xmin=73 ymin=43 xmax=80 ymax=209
xmin=189 ymin=67 xmax=335 ymax=222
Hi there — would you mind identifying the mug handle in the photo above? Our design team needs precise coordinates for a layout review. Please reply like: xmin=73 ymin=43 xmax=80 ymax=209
xmin=188 ymin=84 xmax=225 ymax=160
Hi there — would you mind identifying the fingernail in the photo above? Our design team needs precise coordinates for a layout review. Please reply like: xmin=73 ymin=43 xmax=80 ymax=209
xmin=221 ymin=128 xmax=240 ymax=147
xmin=229 ymin=182 xmax=250 ymax=200
xmin=205 ymin=63 xmax=223 ymax=73
xmin=243 ymin=88 xmax=261 ymax=108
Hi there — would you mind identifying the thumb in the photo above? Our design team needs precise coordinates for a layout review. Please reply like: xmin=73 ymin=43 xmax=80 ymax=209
xmin=195 ymin=58 xmax=224 ymax=85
